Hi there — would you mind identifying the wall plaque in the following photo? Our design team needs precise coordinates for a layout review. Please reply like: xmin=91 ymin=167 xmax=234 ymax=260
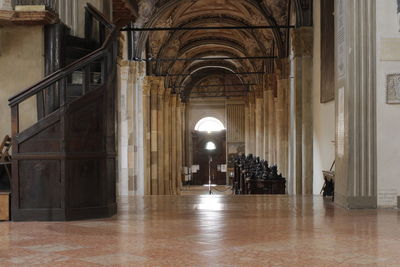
xmin=387 ymin=73 xmax=400 ymax=104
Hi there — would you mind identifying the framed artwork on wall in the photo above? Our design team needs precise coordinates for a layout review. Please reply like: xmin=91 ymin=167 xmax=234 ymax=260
xmin=386 ymin=73 xmax=400 ymax=104
xmin=398 ymin=0 xmax=400 ymax=32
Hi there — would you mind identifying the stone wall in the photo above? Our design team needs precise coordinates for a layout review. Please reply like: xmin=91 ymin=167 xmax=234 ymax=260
xmin=312 ymin=0 xmax=335 ymax=195
xmin=0 ymin=25 xmax=44 ymax=146
xmin=376 ymin=0 xmax=400 ymax=208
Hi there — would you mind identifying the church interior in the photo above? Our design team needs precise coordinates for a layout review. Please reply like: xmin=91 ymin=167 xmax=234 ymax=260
xmin=0 ymin=0 xmax=400 ymax=265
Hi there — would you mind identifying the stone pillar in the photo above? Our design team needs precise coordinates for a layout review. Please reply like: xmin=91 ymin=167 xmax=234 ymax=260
xmin=170 ymin=96 xmax=178 ymax=195
xmin=245 ymin=104 xmax=250 ymax=155
xmin=263 ymin=87 xmax=269 ymax=160
xmin=276 ymin=59 xmax=290 ymax=177
xmin=0 ymin=0 xmax=12 ymax=10
xmin=163 ymin=89 xmax=171 ymax=194
xmin=266 ymin=88 xmax=276 ymax=164
xmin=142 ymin=77 xmax=152 ymax=195
xmin=149 ymin=78 xmax=160 ymax=194
xmin=248 ymin=92 xmax=256 ymax=154
xmin=334 ymin=0 xmax=377 ymax=208
xmin=157 ymin=85 xmax=165 ymax=195
xmin=176 ymin=101 xmax=184 ymax=192
xmin=292 ymin=27 xmax=313 ymax=195
xmin=255 ymin=92 xmax=264 ymax=157
xmin=117 ymin=61 xmax=130 ymax=197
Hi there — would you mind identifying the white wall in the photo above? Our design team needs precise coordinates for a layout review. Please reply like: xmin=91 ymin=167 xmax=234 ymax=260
xmin=312 ymin=0 xmax=336 ymax=195
xmin=376 ymin=0 xmax=400 ymax=208
xmin=0 ymin=26 xmax=44 ymax=143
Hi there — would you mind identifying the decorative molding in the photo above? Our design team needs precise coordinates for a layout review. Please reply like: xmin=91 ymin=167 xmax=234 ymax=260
xmin=0 ymin=9 xmax=58 ymax=25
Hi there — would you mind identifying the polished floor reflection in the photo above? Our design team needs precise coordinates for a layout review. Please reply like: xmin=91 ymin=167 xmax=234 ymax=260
xmin=0 ymin=195 xmax=399 ymax=266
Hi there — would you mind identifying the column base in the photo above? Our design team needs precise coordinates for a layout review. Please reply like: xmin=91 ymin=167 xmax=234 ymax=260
xmin=335 ymin=193 xmax=377 ymax=209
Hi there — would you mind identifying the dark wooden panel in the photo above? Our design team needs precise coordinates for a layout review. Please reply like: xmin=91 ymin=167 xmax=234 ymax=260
xmin=19 ymin=122 xmax=62 ymax=153
xmin=106 ymin=158 xmax=116 ymax=204
xmin=68 ymin=159 xmax=101 ymax=208
xmin=19 ymin=160 xmax=61 ymax=209
xmin=192 ymin=131 xmax=227 ymax=185
xmin=320 ymin=0 xmax=335 ymax=103
xmin=67 ymin=97 xmax=104 ymax=153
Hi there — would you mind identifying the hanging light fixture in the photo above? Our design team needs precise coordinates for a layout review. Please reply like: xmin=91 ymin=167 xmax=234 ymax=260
xmin=205 ymin=141 xmax=216 ymax=151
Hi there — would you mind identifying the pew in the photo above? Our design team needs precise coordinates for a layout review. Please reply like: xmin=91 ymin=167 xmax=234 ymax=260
xmin=232 ymin=154 xmax=286 ymax=195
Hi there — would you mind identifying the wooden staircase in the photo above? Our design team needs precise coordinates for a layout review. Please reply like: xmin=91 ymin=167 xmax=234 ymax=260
xmin=8 ymin=4 xmax=118 ymax=221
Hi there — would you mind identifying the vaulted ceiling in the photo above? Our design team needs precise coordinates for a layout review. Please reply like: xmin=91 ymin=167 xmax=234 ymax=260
xmin=115 ymin=0 xmax=311 ymax=100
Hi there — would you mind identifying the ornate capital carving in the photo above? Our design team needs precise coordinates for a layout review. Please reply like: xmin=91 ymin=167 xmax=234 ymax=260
xmin=275 ymin=58 xmax=290 ymax=80
xmin=291 ymin=27 xmax=313 ymax=57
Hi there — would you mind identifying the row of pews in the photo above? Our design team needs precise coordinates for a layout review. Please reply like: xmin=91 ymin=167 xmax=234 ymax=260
xmin=232 ymin=154 xmax=286 ymax=195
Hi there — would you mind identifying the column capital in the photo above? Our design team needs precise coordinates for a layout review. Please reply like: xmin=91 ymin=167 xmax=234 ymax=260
xmin=291 ymin=27 xmax=313 ymax=57
xmin=164 ymin=88 xmax=172 ymax=100
xmin=247 ymin=92 xmax=256 ymax=104
xmin=143 ymin=77 xmax=152 ymax=96
xmin=275 ymin=58 xmax=290 ymax=80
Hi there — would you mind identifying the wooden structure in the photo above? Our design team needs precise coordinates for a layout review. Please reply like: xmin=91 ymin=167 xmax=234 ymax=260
xmin=233 ymin=154 xmax=286 ymax=195
xmin=192 ymin=131 xmax=227 ymax=185
xmin=8 ymin=4 xmax=118 ymax=221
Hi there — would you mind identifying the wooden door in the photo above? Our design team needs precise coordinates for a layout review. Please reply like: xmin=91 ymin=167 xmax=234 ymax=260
xmin=192 ymin=131 xmax=226 ymax=185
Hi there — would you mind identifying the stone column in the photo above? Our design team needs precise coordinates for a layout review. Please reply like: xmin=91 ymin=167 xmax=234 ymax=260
xmin=292 ymin=27 xmax=314 ymax=195
xmin=276 ymin=59 xmax=290 ymax=177
xmin=150 ymin=79 xmax=160 ymax=195
xmin=0 ymin=0 xmax=12 ymax=10
xmin=248 ymin=92 xmax=256 ymax=154
xmin=170 ymin=96 xmax=177 ymax=195
xmin=255 ymin=91 xmax=264 ymax=157
xmin=245 ymin=103 xmax=250 ymax=155
xmin=157 ymin=85 xmax=165 ymax=195
xmin=142 ymin=77 xmax=152 ymax=195
xmin=163 ymin=89 xmax=171 ymax=194
xmin=133 ymin=62 xmax=146 ymax=196
xmin=176 ymin=101 xmax=184 ymax=193
xmin=117 ymin=61 xmax=130 ymax=197
xmin=266 ymin=87 xmax=275 ymax=164
xmin=334 ymin=0 xmax=377 ymax=208
xmin=263 ymin=89 xmax=268 ymax=160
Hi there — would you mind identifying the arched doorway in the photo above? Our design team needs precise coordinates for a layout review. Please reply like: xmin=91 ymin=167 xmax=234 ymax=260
xmin=191 ymin=117 xmax=227 ymax=185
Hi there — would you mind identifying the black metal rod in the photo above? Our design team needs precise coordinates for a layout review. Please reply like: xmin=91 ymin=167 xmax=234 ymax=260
xmin=134 ymin=56 xmax=276 ymax=62
xmin=121 ymin=25 xmax=296 ymax=32
xmin=187 ymin=95 xmax=247 ymax=99
xmin=152 ymin=72 xmax=265 ymax=77
xmin=172 ymin=83 xmax=257 ymax=88
xmin=190 ymin=90 xmax=251 ymax=94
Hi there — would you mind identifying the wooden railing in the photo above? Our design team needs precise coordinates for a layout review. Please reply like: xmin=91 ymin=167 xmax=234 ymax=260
xmin=8 ymin=3 xmax=118 ymax=135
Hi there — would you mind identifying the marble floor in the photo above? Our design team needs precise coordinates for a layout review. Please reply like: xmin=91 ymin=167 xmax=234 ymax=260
xmin=0 ymin=195 xmax=399 ymax=266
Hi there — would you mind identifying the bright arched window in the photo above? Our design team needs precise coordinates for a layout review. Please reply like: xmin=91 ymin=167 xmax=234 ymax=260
xmin=194 ymin=117 xmax=225 ymax=132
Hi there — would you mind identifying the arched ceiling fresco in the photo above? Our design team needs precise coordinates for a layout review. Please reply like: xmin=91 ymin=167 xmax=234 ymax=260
xmin=116 ymin=0 xmax=312 ymax=100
